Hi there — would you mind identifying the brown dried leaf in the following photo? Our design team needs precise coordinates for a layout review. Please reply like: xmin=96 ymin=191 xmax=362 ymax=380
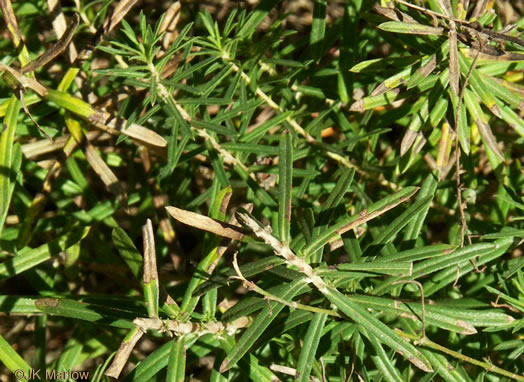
xmin=105 ymin=328 xmax=144 ymax=379
xmin=165 ymin=206 xmax=246 ymax=240
xmin=448 ymin=26 xmax=460 ymax=96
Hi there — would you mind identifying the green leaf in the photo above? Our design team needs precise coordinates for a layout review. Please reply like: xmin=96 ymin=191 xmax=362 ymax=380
xmin=374 ymin=241 xmax=500 ymax=295
xmin=0 ymin=97 xmax=21 ymax=235
xmin=365 ymin=195 xmax=433 ymax=250
xmin=0 ymin=228 xmax=90 ymax=281
xmin=278 ymin=131 xmax=293 ymax=243
xmin=403 ymin=174 xmax=438 ymax=241
xmin=349 ymin=56 xmax=422 ymax=73
xmin=35 ymin=298 xmax=136 ymax=328
xmin=365 ymin=329 xmax=404 ymax=382
xmin=335 ymin=262 xmax=411 ymax=276
xmin=167 ymin=337 xmax=186 ymax=382
xmin=193 ymin=257 xmax=286 ymax=297
xmin=238 ymin=0 xmax=281 ymax=38
xmin=122 ymin=341 xmax=171 ymax=382
xmin=0 ymin=333 xmax=31 ymax=382
xmin=463 ymin=88 xmax=504 ymax=163
xmin=303 ymin=187 xmax=419 ymax=257
xmin=418 ymin=348 xmax=469 ymax=382
xmin=240 ymin=111 xmax=293 ymax=143
xmin=310 ymin=0 xmax=327 ymax=60
xmin=112 ymin=227 xmax=143 ymax=281
xmin=296 ymin=313 xmax=327 ymax=382
xmin=324 ymin=287 xmax=432 ymax=372
xmin=219 ymin=278 xmax=310 ymax=372
xmin=180 ymin=187 xmax=233 ymax=316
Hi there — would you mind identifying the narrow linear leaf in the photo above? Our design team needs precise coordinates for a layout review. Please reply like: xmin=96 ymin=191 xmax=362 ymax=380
xmin=220 ymin=279 xmax=310 ymax=372
xmin=324 ymin=287 xmax=432 ymax=372
xmin=303 ymin=187 xmax=419 ymax=257
xmin=310 ymin=0 xmax=327 ymax=60
xmin=0 ymin=97 xmax=21 ymax=235
xmin=193 ymin=257 xmax=286 ymax=297
xmin=180 ymin=187 xmax=233 ymax=316
xmin=278 ymin=131 xmax=293 ymax=243
xmin=0 ymin=333 xmax=31 ymax=382
xmin=112 ymin=228 xmax=143 ymax=281
xmin=238 ymin=0 xmax=280 ymax=38
xmin=418 ymin=348 xmax=469 ymax=382
xmin=296 ymin=313 xmax=327 ymax=382
xmin=374 ymin=242 xmax=498 ymax=295
xmin=404 ymin=174 xmax=438 ymax=240
xmin=366 ymin=196 xmax=433 ymax=249
xmin=0 ymin=228 xmax=90 ymax=281
xmin=364 ymin=329 xmax=404 ymax=382
xmin=167 ymin=336 xmax=186 ymax=382
xmin=335 ymin=262 xmax=411 ymax=276
xmin=35 ymin=298 xmax=136 ymax=328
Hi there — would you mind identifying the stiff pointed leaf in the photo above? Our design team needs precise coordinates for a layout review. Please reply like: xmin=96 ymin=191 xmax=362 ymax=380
xmin=404 ymin=174 xmax=437 ymax=240
xmin=238 ymin=0 xmax=280 ymax=38
xmin=436 ymin=120 xmax=454 ymax=177
xmin=374 ymin=241 xmax=498 ymax=295
xmin=180 ymin=187 xmax=234 ymax=316
xmin=419 ymin=348 xmax=469 ymax=382
xmin=448 ymin=26 xmax=459 ymax=96
xmin=193 ymin=257 xmax=286 ymax=297
xmin=350 ymin=56 xmax=421 ymax=73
